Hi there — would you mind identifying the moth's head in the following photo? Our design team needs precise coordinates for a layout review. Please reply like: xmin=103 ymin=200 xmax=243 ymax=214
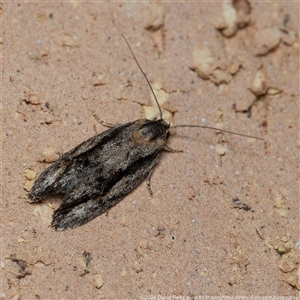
xmin=134 ymin=119 xmax=170 ymax=146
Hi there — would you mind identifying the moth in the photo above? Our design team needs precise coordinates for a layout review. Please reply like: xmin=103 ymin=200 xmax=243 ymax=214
xmin=29 ymin=35 xmax=263 ymax=230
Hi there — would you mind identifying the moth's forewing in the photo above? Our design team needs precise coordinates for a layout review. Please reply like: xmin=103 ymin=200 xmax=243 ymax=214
xmin=52 ymin=154 xmax=161 ymax=230
xmin=28 ymin=122 xmax=134 ymax=202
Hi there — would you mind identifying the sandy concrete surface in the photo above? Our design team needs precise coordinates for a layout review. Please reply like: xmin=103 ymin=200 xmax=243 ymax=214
xmin=2 ymin=2 xmax=299 ymax=299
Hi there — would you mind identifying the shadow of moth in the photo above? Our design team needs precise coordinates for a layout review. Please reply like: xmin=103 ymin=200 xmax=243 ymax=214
xmin=29 ymin=35 xmax=263 ymax=231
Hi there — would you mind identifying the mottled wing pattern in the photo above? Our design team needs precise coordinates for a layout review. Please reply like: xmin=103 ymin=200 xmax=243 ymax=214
xmin=29 ymin=119 xmax=167 ymax=230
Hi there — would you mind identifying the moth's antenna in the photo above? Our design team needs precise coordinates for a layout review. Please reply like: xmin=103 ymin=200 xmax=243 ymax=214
xmin=171 ymin=124 xmax=264 ymax=140
xmin=121 ymin=34 xmax=163 ymax=120
xmin=121 ymin=35 xmax=264 ymax=141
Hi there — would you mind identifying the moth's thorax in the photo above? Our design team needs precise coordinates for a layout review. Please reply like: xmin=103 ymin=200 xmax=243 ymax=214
xmin=133 ymin=119 xmax=169 ymax=147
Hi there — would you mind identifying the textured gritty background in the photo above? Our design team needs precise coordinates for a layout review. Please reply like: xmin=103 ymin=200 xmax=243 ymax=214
xmin=2 ymin=2 xmax=299 ymax=299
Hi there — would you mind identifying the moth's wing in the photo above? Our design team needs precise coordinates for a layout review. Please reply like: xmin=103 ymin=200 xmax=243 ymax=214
xmin=52 ymin=154 xmax=160 ymax=230
xmin=52 ymin=198 xmax=102 ymax=230
xmin=28 ymin=123 xmax=132 ymax=202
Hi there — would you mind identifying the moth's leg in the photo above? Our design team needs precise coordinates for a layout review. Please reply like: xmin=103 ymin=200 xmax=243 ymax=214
xmin=164 ymin=144 xmax=183 ymax=153
xmin=92 ymin=113 xmax=119 ymax=128
xmin=146 ymin=156 xmax=161 ymax=197
xmin=146 ymin=168 xmax=155 ymax=197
